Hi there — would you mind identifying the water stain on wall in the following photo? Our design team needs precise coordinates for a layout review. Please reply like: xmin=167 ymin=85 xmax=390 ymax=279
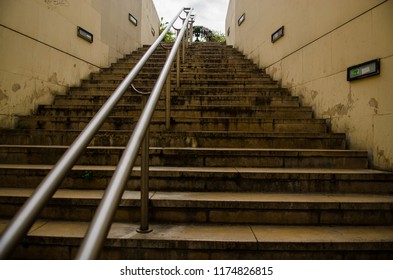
xmin=48 ymin=72 xmax=58 ymax=84
xmin=311 ymin=90 xmax=319 ymax=101
xmin=45 ymin=0 xmax=70 ymax=9
xmin=326 ymin=103 xmax=349 ymax=116
xmin=376 ymin=147 xmax=392 ymax=171
xmin=12 ymin=83 xmax=21 ymax=92
xmin=323 ymin=92 xmax=355 ymax=117
xmin=0 ymin=89 xmax=8 ymax=101
xmin=369 ymin=98 xmax=379 ymax=114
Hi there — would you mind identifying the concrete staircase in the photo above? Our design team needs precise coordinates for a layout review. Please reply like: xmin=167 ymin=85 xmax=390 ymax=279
xmin=1 ymin=42 xmax=393 ymax=259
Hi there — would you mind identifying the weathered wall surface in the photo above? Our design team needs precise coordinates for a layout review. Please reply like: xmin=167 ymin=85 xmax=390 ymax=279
xmin=141 ymin=0 xmax=160 ymax=46
xmin=0 ymin=0 xmax=159 ymax=128
xmin=92 ymin=0 xmax=159 ymax=63
xmin=226 ymin=0 xmax=393 ymax=171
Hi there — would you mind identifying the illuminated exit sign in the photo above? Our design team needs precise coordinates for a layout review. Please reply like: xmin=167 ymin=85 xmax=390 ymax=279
xmin=347 ymin=59 xmax=380 ymax=81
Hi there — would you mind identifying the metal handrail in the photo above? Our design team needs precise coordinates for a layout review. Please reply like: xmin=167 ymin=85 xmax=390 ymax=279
xmin=76 ymin=8 xmax=194 ymax=260
xmin=0 ymin=7 xmax=192 ymax=259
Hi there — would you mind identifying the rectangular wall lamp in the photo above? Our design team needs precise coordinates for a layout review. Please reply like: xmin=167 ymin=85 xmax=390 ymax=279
xmin=271 ymin=26 xmax=284 ymax=43
xmin=347 ymin=59 xmax=380 ymax=81
xmin=129 ymin=13 xmax=138 ymax=26
xmin=151 ymin=27 xmax=156 ymax=36
xmin=77 ymin=26 xmax=93 ymax=43
xmin=238 ymin=13 xmax=245 ymax=26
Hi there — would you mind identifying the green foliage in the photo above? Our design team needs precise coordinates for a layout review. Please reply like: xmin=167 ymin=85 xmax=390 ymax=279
xmin=159 ymin=17 xmax=175 ymax=42
xmin=206 ymin=30 xmax=226 ymax=43
xmin=159 ymin=19 xmax=225 ymax=43
xmin=193 ymin=26 xmax=225 ymax=43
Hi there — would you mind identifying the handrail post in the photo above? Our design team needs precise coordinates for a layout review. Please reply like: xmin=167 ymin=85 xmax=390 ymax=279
xmin=182 ymin=34 xmax=185 ymax=63
xmin=186 ymin=24 xmax=190 ymax=48
xmin=189 ymin=19 xmax=194 ymax=46
xmin=176 ymin=48 xmax=180 ymax=88
xmin=165 ymin=49 xmax=171 ymax=129
xmin=176 ymin=29 xmax=181 ymax=88
xmin=137 ymin=94 xmax=152 ymax=233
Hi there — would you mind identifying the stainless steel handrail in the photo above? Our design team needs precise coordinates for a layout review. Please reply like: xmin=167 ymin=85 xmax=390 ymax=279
xmin=0 ymin=7 xmax=190 ymax=259
xmin=76 ymin=8 xmax=194 ymax=260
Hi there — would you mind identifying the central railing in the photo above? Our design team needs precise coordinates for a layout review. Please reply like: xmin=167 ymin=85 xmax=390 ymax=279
xmin=0 ymin=7 xmax=195 ymax=260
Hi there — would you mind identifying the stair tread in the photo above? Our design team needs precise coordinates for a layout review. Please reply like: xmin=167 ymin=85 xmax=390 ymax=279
xmin=1 ymin=219 xmax=392 ymax=247
xmin=2 ymin=188 xmax=393 ymax=205
xmin=0 ymin=144 xmax=366 ymax=154
xmin=0 ymin=164 xmax=389 ymax=175
xmin=39 ymin=104 xmax=304 ymax=109
xmin=1 ymin=129 xmax=341 ymax=135
xmin=20 ymin=116 xmax=323 ymax=122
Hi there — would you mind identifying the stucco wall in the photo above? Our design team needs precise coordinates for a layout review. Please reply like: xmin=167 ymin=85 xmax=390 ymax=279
xmin=92 ymin=0 xmax=159 ymax=62
xmin=0 ymin=0 xmax=159 ymax=128
xmin=226 ymin=0 xmax=393 ymax=171
xmin=141 ymin=0 xmax=160 ymax=46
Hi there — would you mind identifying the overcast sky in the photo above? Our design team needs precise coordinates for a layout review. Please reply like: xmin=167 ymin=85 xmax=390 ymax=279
xmin=152 ymin=0 xmax=229 ymax=33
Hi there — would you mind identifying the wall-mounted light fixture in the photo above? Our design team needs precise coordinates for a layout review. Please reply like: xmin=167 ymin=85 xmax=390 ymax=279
xmin=151 ymin=27 xmax=156 ymax=36
xmin=347 ymin=59 xmax=380 ymax=81
xmin=227 ymin=27 xmax=230 ymax=36
xmin=129 ymin=13 xmax=138 ymax=26
xmin=238 ymin=13 xmax=245 ymax=26
xmin=77 ymin=26 xmax=93 ymax=43
xmin=271 ymin=26 xmax=284 ymax=43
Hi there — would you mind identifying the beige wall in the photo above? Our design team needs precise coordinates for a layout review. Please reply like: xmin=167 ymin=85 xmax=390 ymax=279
xmin=226 ymin=0 xmax=393 ymax=171
xmin=92 ymin=0 xmax=159 ymax=62
xmin=141 ymin=0 xmax=160 ymax=46
xmin=0 ymin=0 xmax=159 ymax=128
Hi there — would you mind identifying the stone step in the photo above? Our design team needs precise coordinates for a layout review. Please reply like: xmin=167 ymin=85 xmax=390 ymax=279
xmin=1 ymin=189 xmax=393 ymax=225
xmin=173 ymin=88 xmax=290 ymax=95
xmin=117 ymin=56 xmax=166 ymax=64
xmin=104 ymin=63 xmax=266 ymax=77
xmin=109 ymin=62 xmax=164 ymax=69
xmin=114 ymin=61 xmax=259 ymax=70
xmin=125 ymin=51 xmax=248 ymax=59
xmin=67 ymin=87 xmax=290 ymax=97
xmin=0 ymin=130 xmax=346 ymax=149
xmin=90 ymin=72 xmax=273 ymax=81
xmin=53 ymin=95 xmax=298 ymax=107
xmin=177 ymin=72 xmax=271 ymax=79
xmin=117 ymin=51 xmax=250 ymax=60
xmin=102 ymin=67 xmax=162 ymax=75
xmin=73 ymin=83 xmax=282 ymax=93
xmin=180 ymin=61 xmax=256 ymax=67
xmin=80 ymin=79 xmax=278 ymax=89
xmin=36 ymin=104 xmax=312 ymax=119
xmin=0 ymin=145 xmax=369 ymax=168
xmin=149 ymin=147 xmax=367 ymax=169
xmin=16 ymin=116 xmax=328 ymax=133
xmin=181 ymin=65 xmax=263 ymax=72
xmin=150 ymin=131 xmax=346 ymax=149
xmin=127 ymin=49 xmax=247 ymax=58
xmin=105 ymin=65 xmax=265 ymax=75
xmin=124 ymin=59 xmax=256 ymax=67
xmin=171 ymin=79 xmax=277 ymax=86
xmin=2 ymin=220 xmax=393 ymax=259
xmin=0 ymin=165 xmax=391 ymax=193
xmin=185 ymin=52 xmax=247 ymax=58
